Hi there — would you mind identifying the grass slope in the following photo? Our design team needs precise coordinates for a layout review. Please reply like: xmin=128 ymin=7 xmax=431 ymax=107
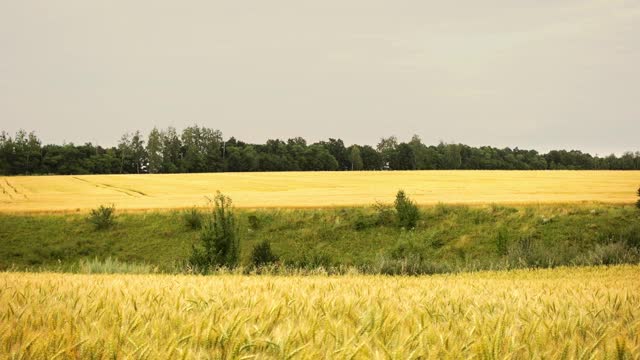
xmin=1 ymin=204 xmax=638 ymax=272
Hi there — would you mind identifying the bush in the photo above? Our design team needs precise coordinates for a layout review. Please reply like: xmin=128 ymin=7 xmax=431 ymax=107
xmin=636 ymin=187 xmax=640 ymax=210
xmin=293 ymin=250 xmax=332 ymax=269
xmin=248 ymin=215 xmax=261 ymax=230
xmin=395 ymin=190 xmax=420 ymax=229
xmin=88 ymin=204 xmax=116 ymax=230
xmin=189 ymin=192 xmax=240 ymax=270
xmin=251 ymin=240 xmax=279 ymax=266
xmin=183 ymin=207 xmax=203 ymax=230
xmin=373 ymin=202 xmax=395 ymax=226
xmin=573 ymin=243 xmax=640 ymax=266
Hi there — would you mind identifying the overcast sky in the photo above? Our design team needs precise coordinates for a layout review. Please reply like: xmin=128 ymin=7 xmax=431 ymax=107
xmin=1 ymin=0 xmax=639 ymax=155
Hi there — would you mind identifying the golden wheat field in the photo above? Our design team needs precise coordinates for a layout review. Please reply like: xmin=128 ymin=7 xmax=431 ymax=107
xmin=1 ymin=170 xmax=639 ymax=213
xmin=1 ymin=266 xmax=638 ymax=359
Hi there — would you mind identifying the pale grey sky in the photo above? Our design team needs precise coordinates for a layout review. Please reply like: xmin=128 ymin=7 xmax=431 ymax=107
xmin=1 ymin=0 xmax=639 ymax=155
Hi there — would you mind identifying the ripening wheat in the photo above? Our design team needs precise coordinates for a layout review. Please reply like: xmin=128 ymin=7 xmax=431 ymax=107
xmin=1 ymin=265 xmax=639 ymax=359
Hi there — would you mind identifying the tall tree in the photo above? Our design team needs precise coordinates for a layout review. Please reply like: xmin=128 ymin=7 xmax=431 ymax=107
xmin=393 ymin=143 xmax=416 ymax=170
xmin=146 ymin=127 xmax=163 ymax=174
xmin=161 ymin=127 xmax=182 ymax=173
xmin=348 ymin=145 xmax=363 ymax=170
xmin=117 ymin=133 xmax=131 ymax=174
xmin=377 ymin=136 xmax=398 ymax=169
xmin=0 ymin=131 xmax=11 ymax=175
xmin=360 ymin=145 xmax=382 ymax=170
xmin=324 ymin=138 xmax=349 ymax=170
xmin=130 ymin=131 xmax=146 ymax=174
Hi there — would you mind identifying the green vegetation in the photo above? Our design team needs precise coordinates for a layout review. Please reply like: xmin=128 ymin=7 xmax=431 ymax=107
xmin=182 ymin=207 xmax=203 ymax=230
xmin=251 ymin=240 xmax=279 ymax=267
xmin=189 ymin=192 xmax=239 ymax=270
xmin=77 ymin=257 xmax=156 ymax=274
xmin=637 ymin=186 xmax=640 ymax=209
xmin=394 ymin=190 xmax=420 ymax=229
xmin=2 ymin=127 xmax=640 ymax=175
xmin=1 ymin=203 xmax=639 ymax=274
xmin=88 ymin=204 xmax=116 ymax=230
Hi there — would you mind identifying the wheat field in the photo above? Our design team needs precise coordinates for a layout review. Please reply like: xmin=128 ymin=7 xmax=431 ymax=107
xmin=1 ymin=170 xmax=639 ymax=213
xmin=1 ymin=265 xmax=638 ymax=359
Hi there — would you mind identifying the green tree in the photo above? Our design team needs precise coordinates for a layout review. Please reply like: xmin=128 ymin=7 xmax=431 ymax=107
xmin=349 ymin=145 xmax=364 ymax=170
xmin=226 ymin=145 xmax=259 ymax=172
xmin=117 ymin=133 xmax=131 ymax=174
xmin=409 ymin=135 xmax=435 ymax=170
xmin=393 ymin=143 xmax=416 ymax=170
xmin=440 ymin=143 xmax=462 ymax=169
xmin=377 ymin=136 xmax=398 ymax=169
xmin=160 ymin=127 xmax=182 ymax=173
xmin=325 ymin=138 xmax=349 ymax=170
xmin=0 ymin=131 xmax=10 ymax=174
xmin=190 ymin=192 xmax=240 ymax=270
xmin=146 ymin=127 xmax=163 ymax=174
xmin=394 ymin=190 xmax=420 ymax=229
xmin=303 ymin=145 xmax=339 ymax=171
xmin=129 ymin=131 xmax=146 ymax=174
xmin=360 ymin=145 xmax=382 ymax=170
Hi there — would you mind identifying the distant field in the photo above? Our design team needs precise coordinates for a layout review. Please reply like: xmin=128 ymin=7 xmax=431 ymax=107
xmin=1 ymin=266 xmax=638 ymax=358
xmin=0 ymin=170 xmax=639 ymax=213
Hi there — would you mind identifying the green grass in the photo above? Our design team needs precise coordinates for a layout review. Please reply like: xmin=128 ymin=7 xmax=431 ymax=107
xmin=1 ymin=204 xmax=639 ymax=273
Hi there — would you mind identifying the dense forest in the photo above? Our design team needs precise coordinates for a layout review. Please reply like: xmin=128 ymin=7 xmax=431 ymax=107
xmin=1 ymin=126 xmax=639 ymax=175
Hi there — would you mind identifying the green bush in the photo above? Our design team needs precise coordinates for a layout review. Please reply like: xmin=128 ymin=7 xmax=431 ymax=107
xmin=395 ymin=190 xmax=420 ymax=229
xmin=573 ymin=243 xmax=640 ymax=266
xmin=293 ymin=250 xmax=332 ymax=269
xmin=251 ymin=240 xmax=279 ymax=266
xmin=636 ymin=187 xmax=640 ymax=210
xmin=373 ymin=202 xmax=395 ymax=226
xmin=189 ymin=192 xmax=240 ymax=271
xmin=183 ymin=207 xmax=203 ymax=230
xmin=248 ymin=215 xmax=261 ymax=230
xmin=88 ymin=204 xmax=116 ymax=230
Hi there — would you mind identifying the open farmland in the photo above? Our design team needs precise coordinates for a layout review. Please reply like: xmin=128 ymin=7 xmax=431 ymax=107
xmin=1 ymin=170 xmax=639 ymax=213
xmin=1 ymin=266 xmax=639 ymax=359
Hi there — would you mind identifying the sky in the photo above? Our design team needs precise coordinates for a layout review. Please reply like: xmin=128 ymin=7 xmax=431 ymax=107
xmin=1 ymin=0 xmax=639 ymax=156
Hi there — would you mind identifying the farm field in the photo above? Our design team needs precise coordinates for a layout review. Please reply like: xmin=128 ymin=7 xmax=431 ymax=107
xmin=1 ymin=265 xmax=639 ymax=359
xmin=1 ymin=170 xmax=639 ymax=213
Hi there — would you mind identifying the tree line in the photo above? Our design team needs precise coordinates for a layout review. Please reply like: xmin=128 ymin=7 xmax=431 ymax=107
xmin=1 ymin=126 xmax=639 ymax=175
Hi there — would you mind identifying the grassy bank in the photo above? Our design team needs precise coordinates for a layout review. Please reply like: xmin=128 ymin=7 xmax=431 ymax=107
xmin=1 ymin=204 xmax=639 ymax=273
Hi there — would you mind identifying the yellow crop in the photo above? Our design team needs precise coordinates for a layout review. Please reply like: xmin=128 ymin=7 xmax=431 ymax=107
xmin=1 ymin=170 xmax=639 ymax=213
xmin=1 ymin=265 xmax=639 ymax=359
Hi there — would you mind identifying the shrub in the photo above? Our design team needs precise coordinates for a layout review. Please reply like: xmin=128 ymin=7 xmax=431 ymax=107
xmin=636 ymin=187 xmax=640 ymax=210
xmin=189 ymin=192 xmax=240 ymax=270
xmin=395 ymin=190 xmax=420 ymax=229
xmin=251 ymin=240 xmax=279 ymax=266
xmin=88 ymin=204 xmax=116 ymax=230
xmin=183 ymin=207 xmax=203 ymax=230
xmin=248 ymin=214 xmax=261 ymax=230
xmin=293 ymin=250 xmax=332 ymax=269
xmin=373 ymin=202 xmax=395 ymax=226
xmin=573 ymin=243 xmax=640 ymax=266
